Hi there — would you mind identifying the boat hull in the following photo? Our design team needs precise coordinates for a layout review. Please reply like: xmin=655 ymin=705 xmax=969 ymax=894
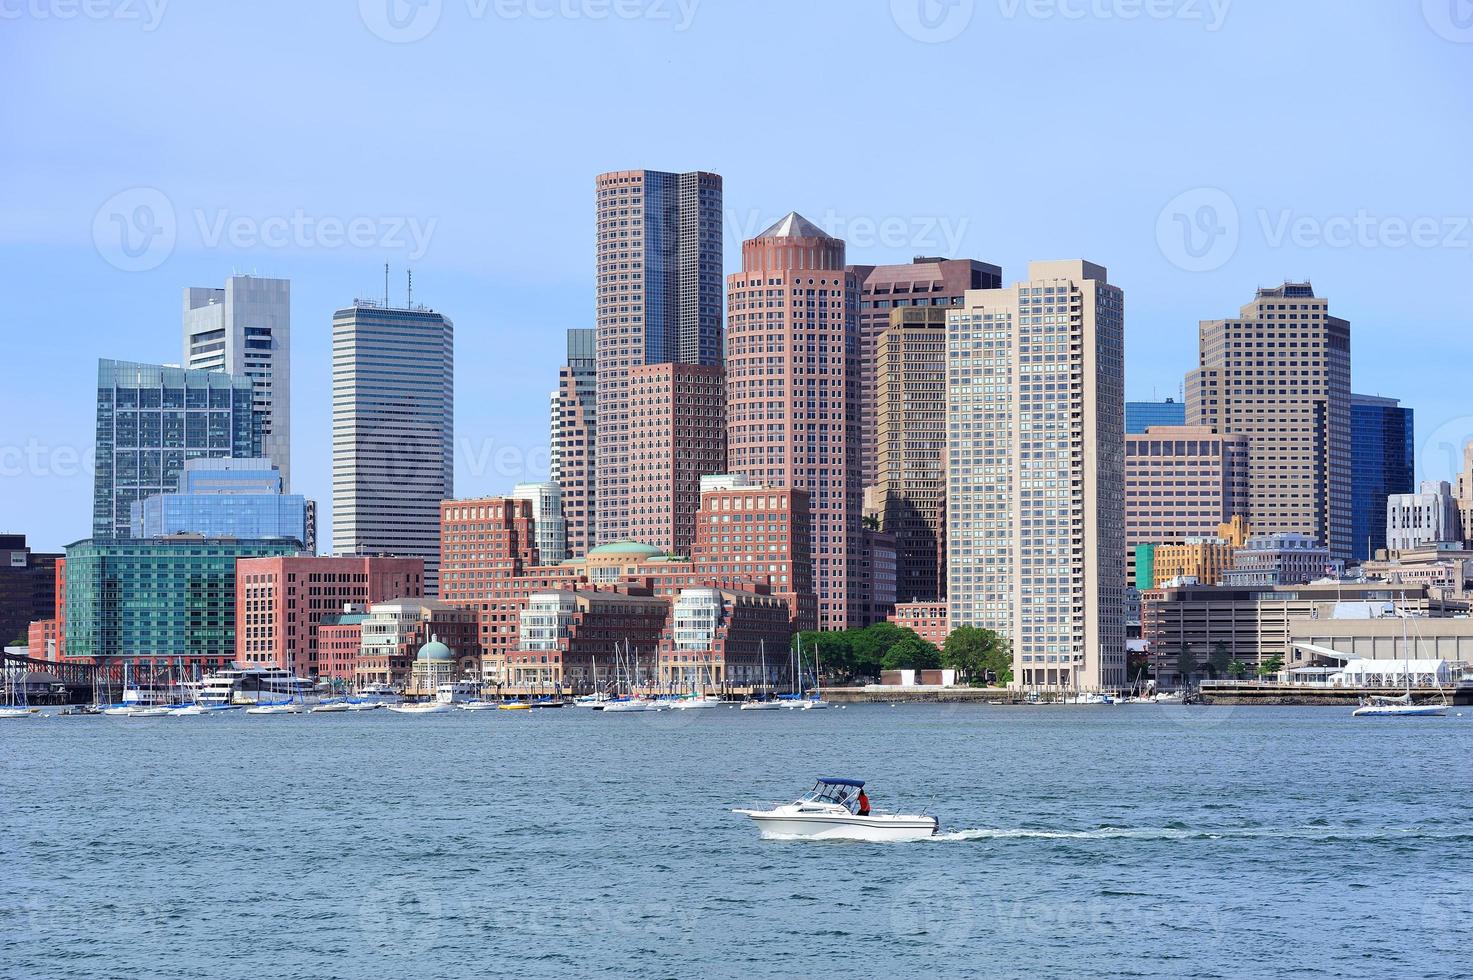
xmin=736 ymin=811 xmax=939 ymax=842
xmin=386 ymin=702 xmax=453 ymax=714
xmin=1352 ymin=705 xmax=1446 ymax=717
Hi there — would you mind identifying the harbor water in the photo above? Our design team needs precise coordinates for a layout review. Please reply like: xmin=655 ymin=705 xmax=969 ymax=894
xmin=2 ymin=703 xmax=1469 ymax=979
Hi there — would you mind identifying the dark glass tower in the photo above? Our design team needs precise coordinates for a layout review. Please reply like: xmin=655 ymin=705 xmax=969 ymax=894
xmin=1350 ymin=393 xmax=1414 ymax=561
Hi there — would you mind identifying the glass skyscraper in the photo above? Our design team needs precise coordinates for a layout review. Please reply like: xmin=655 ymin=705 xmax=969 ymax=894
xmin=1350 ymin=393 xmax=1414 ymax=561
xmin=129 ymin=457 xmax=312 ymax=549
xmin=92 ymin=359 xmax=260 ymax=540
xmin=1125 ymin=398 xmax=1186 ymax=434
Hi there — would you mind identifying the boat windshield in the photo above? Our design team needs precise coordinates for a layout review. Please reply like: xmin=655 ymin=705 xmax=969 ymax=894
xmin=803 ymin=779 xmax=864 ymax=810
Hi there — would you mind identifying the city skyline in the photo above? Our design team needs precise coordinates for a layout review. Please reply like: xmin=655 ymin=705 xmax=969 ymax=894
xmin=5 ymin=5 xmax=1471 ymax=554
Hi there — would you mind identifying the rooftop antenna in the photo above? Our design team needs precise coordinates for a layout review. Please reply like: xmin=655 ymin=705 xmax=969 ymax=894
xmin=407 ymin=269 xmax=413 ymax=309
xmin=384 ymin=263 xmax=389 ymax=308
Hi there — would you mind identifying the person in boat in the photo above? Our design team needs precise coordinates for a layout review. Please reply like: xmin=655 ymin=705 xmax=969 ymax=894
xmin=857 ymin=789 xmax=871 ymax=816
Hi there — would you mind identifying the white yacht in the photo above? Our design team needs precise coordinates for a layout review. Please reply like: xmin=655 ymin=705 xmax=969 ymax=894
xmin=436 ymin=680 xmax=481 ymax=704
xmin=386 ymin=700 xmax=453 ymax=715
xmin=1352 ymin=693 xmax=1446 ymax=718
xmin=197 ymin=667 xmax=316 ymax=707
xmin=734 ymin=778 xmax=939 ymax=842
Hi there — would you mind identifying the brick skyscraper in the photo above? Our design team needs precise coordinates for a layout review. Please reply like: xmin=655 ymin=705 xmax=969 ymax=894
xmin=594 ymin=170 xmax=723 ymax=545
xmin=1186 ymin=282 xmax=1352 ymax=561
xmin=726 ymin=212 xmax=861 ymax=630
xmin=626 ymin=363 xmax=727 ymax=555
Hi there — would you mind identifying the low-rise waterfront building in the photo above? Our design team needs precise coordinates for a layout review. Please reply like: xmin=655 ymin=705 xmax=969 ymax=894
xmin=63 ymin=536 xmax=299 ymax=669
xmin=318 ymin=605 xmax=369 ymax=682
xmin=235 ymin=555 xmax=424 ymax=677
xmin=658 ymin=586 xmax=793 ymax=691
xmin=356 ymin=599 xmax=479 ymax=690
xmin=1220 ymin=533 xmax=1335 ymax=587
xmin=1149 ymin=517 xmax=1249 ymax=587
xmin=889 ymin=601 xmax=949 ymax=647
xmin=511 ymin=588 xmax=669 ymax=692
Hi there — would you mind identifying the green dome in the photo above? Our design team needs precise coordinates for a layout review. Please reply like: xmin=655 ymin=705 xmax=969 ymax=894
xmin=586 ymin=540 xmax=666 ymax=559
xmin=417 ymin=638 xmax=453 ymax=661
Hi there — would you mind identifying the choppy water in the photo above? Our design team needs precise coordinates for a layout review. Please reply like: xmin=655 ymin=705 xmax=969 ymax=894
xmin=2 ymin=703 xmax=1469 ymax=979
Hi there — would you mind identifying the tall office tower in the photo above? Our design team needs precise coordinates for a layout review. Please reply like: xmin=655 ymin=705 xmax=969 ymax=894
xmin=626 ymin=363 xmax=727 ymax=555
xmin=1186 ymin=282 xmax=1352 ymax=560
xmin=874 ymin=306 xmax=949 ymax=602
xmin=726 ymin=212 xmax=861 ymax=630
xmin=550 ymin=328 xmax=597 ymax=557
xmin=1125 ymin=397 xmax=1186 ymax=434
xmin=946 ymin=261 xmax=1127 ymax=690
xmin=183 ymin=276 xmax=291 ymax=488
xmin=849 ymin=258 xmax=1002 ymax=488
xmin=594 ymin=169 xmax=723 ymax=544
xmin=92 ymin=359 xmax=260 ymax=540
xmin=511 ymin=482 xmax=569 ymax=565
xmin=331 ymin=300 xmax=454 ymax=595
xmin=1349 ymin=393 xmax=1414 ymax=561
xmin=1124 ymin=425 xmax=1250 ymax=582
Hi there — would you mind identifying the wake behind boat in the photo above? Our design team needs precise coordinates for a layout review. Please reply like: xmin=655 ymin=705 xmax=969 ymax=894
xmin=734 ymin=778 xmax=939 ymax=842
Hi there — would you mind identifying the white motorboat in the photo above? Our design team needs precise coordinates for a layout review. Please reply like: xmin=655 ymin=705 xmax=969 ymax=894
xmin=246 ymin=700 xmax=308 ymax=715
xmin=310 ymin=699 xmax=353 ymax=713
xmin=457 ymin=700 xmax=499 ymax=711
xmin=735 ymin=778 xmax=939 ymax=842
xmin=600 ymin=698 xmax=661 ymax=713
xmin=122 ymin=705 xmax=174 ymax=718
xmin=170 ymin=703 xmax=235 ymax=716
xmin=670 ymin=697 xmax=721 ymax=709
xmin=739 ymin=699 xmax=781 ymax=711
xmin=345 ymin=700 xmax=384 ymax=711
xmin=801 ymin=699 xmax=831 ymax=710
xmin=386 ymin=700 xmax=454 ymax=715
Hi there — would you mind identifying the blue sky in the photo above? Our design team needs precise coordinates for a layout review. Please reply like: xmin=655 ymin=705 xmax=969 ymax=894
xmin=2 ymin=1 xmax=1471 ymax=552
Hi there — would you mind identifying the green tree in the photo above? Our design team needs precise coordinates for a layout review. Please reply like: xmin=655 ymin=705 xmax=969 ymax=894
xmin=1257 ymin=653 xmax=1284 ymax=679
xmin=1207 ymin=642 xmax=1232 ymax=679
xmin=882 ymin=633 xmax=942 ymax=672
xmin=851 ymin=622 xmax=904 ymax=678
xmin=862 ymin=514 xmax=881 ymax=532
xmin=1175 ymin=645 xmax=1196 ymax=687
xmin=1227 ymin=659 xmax=1249 ymax=679
xmin=942 ymin=625 xmax=1009 ymax=685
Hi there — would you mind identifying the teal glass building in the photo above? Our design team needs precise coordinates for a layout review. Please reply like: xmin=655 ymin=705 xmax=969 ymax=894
xmin=64 ymin=537 xmax=298 ymax=665
xmin=93 ymin=359 xmax=261 ymax=540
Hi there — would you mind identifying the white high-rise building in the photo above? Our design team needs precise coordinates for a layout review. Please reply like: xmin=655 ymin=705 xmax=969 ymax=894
xmin=512 ymin=481 xmax=568 ymax=565
xmin=331 ymin=300 xmax=453 ymax=595
xmin=1387 ymin=481 xmax=1461 ymax=552
xmin=183 ymin=276 xmax=291 ymax=488
xmin=946 ymin=260 xmax=1126 ymax=691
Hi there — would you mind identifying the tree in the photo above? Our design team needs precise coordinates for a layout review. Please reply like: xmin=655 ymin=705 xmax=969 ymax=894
xmin=1257 ymin=653 xmax=1284 ymax=679
xmin=862 ymin=514 xmax=881 ymax=532
xmin=1227 ymin=659 xmax=1249 ymax=679
xmin=1175 ymin=645 xmax=1196 ymax=687
xmin=942 ymin=625 xmax=1008 ymax=685
xmin=851 ymin=622 xmax=904 ymax=678
xmin=882 ymin=633 xmax=942 ymax=672
xmin=1207 ymin=642 xmax=1232 ymax=679
xmin=1127 ymin=649 xmax=1155 ymax=683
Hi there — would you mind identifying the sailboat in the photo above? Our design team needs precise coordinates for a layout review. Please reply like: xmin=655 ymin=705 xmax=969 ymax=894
xmin=740 ymin=639 xmax=780 ymax=710
xmin=803 ymin=642 xmax=830 ymax=709
xmin=0 ymin=670 xmax=41 ymax=718
xmin=1352 ymin=606 xmax=1448 ymax=718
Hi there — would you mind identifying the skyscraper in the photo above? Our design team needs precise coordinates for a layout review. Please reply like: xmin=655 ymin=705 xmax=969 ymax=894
xmin=625 ymin=363 xmax=727 ymax=555
xmin=1350 ymin=393 xmax=1414 ymax=561
xmin=1186 ymin=282 xmax=1352 ymax=560
xmin=946 ymin=260 xmax=1127 ymax=690
xmin=183 ymin=276 xmax=291 ymax=487
xmin=594 ymin=169 xmax=723 ymax=544
xmin=129 ymin=457 xmax=313 ymax=550
xmin=726 ymin=212 xmax=861 ymax=630
xmin=874 ymin=306 xmax=949 ymax=603
xmin=849 ymin=257 xmax=1002 ymax=489
xmin=550 ymin=328 xmax=596 ymax=557
xmin=331 ymin=300 xmax=454 ymax=595
xmin=1125 ymin=397 xmax=1186 ymax=434
xmin=92 ymin=359 xmax=260 ymax=540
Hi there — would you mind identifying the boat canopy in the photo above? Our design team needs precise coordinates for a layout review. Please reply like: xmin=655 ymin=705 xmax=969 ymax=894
xmin=818 ymin=777 xmax=865 ymax=788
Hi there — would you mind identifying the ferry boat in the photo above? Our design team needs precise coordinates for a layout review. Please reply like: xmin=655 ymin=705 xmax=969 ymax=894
xmin=197 ymin=667 xmax=316 ymax=707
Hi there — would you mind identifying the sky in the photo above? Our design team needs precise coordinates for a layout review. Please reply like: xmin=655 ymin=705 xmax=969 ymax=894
xmin=2 ymin=0 xmax=1472 ymax=553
